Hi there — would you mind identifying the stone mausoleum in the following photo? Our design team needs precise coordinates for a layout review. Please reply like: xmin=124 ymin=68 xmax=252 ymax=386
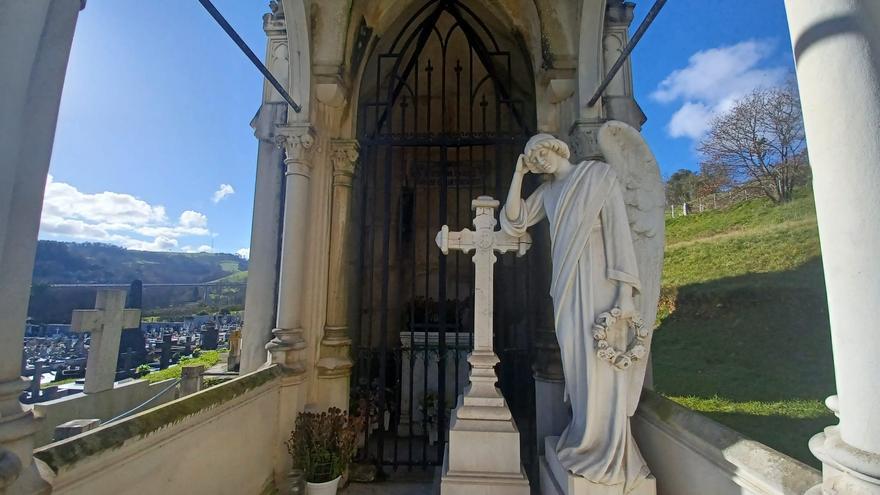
xmin=2 ymin=1 xmax=880 ymax=494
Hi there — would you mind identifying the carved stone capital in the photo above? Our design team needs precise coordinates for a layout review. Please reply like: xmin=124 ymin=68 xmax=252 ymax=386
xmin=278 ymin=124 xmax=316 ymax=168
xmin=568 ymin=119 xmax=603 ymax=161
xmin=605 ymin=0 xmax=636 ymax=27
xmin=263 ymin=0 xmax=286 ymax=35
xmin=330 ymin=139 xmax=360 ymax=185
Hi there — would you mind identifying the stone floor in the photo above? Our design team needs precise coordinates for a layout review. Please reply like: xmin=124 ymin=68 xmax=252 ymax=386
xmin=344 ymin=468 xmax=438 ymax=495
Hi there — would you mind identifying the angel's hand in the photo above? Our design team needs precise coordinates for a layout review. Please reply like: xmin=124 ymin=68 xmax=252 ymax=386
xmin=614 ymin=284 xmax=637 ymax=320
xmin=515 ymin=154 xmax=529 ymax=176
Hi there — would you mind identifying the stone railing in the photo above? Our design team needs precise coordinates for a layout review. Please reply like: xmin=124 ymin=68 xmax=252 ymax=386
xmin=35 ymin=365 xmax=297 ymax=495
xmin=632 ymin=390 xmax=821 ymax=495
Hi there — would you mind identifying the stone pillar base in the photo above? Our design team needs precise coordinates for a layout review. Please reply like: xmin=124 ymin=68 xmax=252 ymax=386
xmin=440 ymin=396 xmax=530 ymax=495
xmin=534 ymin=375 xmax=570 ymax=455
xmin=808 ymin=426 xmax=880 ymax=494
xmin=540 ymin=437 xmax=656 ymax=495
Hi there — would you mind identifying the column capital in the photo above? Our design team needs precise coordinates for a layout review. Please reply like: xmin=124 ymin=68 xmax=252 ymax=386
xmin=605 ymin=0 xmax=635 ymax=27
xmin=277 ymin=123 xmax=316 ymax=172
xmin=263 ymin=0 xmax=286 ymax=35
xmin=330 ymin=139 xmax=360 ymax=184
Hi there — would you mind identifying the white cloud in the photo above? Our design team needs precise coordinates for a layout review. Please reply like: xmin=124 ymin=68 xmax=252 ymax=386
xmin=652 ymin=40 xmax=788 ymax=140
xmin=236 ymin=248 xmax=250 ymax=259
xmin=179 ymin=210 xmax=208 ymax=229
xmin=211 ymin=184 xmax=235 ymax=203
xmin=182 ymin=245 xmax=213 ymax=253
xmin=40 ymin=176 xmax=212 ymax=252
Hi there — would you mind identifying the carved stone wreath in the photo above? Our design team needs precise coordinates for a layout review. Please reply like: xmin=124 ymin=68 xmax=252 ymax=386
xmin=592 ymin=307 xmax=651 ymax=371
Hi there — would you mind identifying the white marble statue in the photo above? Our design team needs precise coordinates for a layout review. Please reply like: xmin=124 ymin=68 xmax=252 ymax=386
xmin=501 ymin=121 xmax=665 ymax=493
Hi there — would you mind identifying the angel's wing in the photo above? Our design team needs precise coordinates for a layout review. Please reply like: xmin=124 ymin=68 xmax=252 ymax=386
xmin=598 ymin=120 xmax=666 ymax=416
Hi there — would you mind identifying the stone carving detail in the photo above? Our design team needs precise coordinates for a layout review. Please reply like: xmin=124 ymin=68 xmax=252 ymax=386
xmin=501 ymin=122 xmax=664 ymax=494
xmin=278 ymin=125 xmax=316 ymax=169
xmin=568 ymin=120 xmax=601 ymax=161
xmin=592 ymin=307 xmax=649 ymax=370
xmin=330 ymin=140 xmax=360 ymax=184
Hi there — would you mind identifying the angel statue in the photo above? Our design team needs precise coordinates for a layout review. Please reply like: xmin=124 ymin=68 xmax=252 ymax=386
xmin=500 ymin=121 xmax=665 ymax=494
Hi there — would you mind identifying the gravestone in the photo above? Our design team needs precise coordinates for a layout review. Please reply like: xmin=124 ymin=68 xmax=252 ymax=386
xmin=71 ymin=289 xmax=141 ymax=394
xmin=436 ymin=196 xmax=532 ymax=494
xmin=117 ymin=279 xmax=147 ymax=368
xmin=54 ymin=419 xmax=100 ymax=441
xmin=160 ymin=331 xmax=173 ymax=369
xmin=200 ymin=321 xmax=219 ymax=350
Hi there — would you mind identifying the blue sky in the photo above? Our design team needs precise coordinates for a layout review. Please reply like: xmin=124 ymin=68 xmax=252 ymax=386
xmin=43 ymin=0 xmax=795 ymax=256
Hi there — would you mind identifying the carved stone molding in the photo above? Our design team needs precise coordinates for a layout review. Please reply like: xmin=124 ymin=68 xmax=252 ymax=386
xmin=277 ymin=124 xmax=316 ymax=175
xmin=568 ymin=119 xmax=603 ymax=161
xmin=330 ymin=139 xmax=360 ymax=186
xmin=263 ymin=0 xmax=286 ymax=35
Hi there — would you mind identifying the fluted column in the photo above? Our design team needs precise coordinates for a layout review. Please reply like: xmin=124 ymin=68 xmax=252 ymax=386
xmin=315 ymin=140 xmax=359 ymax=409
xmin=0 ymin=1 xmax=83 ymax=492
xmin=784 ymin=2 xmax=880 ymax=493
xmin=267 ymin=123 xmax=316 ymax=374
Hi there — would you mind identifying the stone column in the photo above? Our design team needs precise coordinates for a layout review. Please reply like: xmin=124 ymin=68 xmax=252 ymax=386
xmin=315 ymin=140 xmax=359 ymax=410
xmin=602 ymin=0 xmax=645 ymax=129
xmin=0 ymin=1 xmax=83 ymax=492
xmin=267 ymin=123 xmax=316 ymax=373
xmin=239 ymin=102 xmax=287 ymax=374
xmin=240 ymin=5 xmax=290 ymax=375
xmin=784 ymin=2 xmax=880 ymax=493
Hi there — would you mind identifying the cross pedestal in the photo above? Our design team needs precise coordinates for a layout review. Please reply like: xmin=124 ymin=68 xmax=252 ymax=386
xmin=437 ymin=196 xmax=532 ymax=494
xmin=71 ymin=289 xmax=141 ymax=394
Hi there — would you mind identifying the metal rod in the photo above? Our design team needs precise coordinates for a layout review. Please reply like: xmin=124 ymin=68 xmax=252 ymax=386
xmin=587 ymin=0 xmax=668 ymax=107
xmin=197 ymin=0 xmax=302 ymax=113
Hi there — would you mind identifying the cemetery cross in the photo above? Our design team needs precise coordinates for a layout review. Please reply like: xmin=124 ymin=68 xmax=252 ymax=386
xmin=71 ymin=289 xmax=141 ymax=394
xmin=435 ymin=196 xmax=531 ymax=419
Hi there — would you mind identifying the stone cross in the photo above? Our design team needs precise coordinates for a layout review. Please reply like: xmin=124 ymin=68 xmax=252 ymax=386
xmin=435 ymin=196 xmax=531 ymax=419
xmin=71 ymin=290 xmax=140 ymax=394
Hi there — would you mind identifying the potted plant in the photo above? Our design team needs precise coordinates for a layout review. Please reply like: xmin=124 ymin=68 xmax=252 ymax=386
xmin=287 ymin=408 xmax=364 ymax=495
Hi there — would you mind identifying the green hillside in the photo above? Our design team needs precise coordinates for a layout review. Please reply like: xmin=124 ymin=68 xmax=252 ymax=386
xmin=28 ymin=241 xmax=248 ymax=322
xmin=32 ymin=241 xmax=247 ymax=284
xmin=653 ymin=189 xmax=836 ymax=467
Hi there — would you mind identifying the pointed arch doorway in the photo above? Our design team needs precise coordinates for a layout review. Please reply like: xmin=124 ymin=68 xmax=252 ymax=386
xmin=352 ymin=0 xmax=546 ymax=472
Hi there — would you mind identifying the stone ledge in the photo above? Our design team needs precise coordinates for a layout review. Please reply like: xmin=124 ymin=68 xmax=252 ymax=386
xmin=34 ymin=365 xmax=285 ymax=473
xmin=634 ymin=390 xmax=821 ymax=495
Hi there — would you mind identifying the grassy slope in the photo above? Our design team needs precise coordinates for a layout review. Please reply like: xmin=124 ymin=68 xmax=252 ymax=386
xmin=653 ymin=189 xmax=836 ymax=467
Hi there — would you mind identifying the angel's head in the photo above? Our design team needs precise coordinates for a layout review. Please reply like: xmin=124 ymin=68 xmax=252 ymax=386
xmin=523 ymin=134 xmax=570 ymax=175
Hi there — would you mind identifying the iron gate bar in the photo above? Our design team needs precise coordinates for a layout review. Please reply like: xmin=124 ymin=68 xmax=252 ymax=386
xmin=373 ymin=0 xmax=449 ymax=137
xmin=446 ymin=1 xmax=530 ymax=134
xmin=196 ymin=0 xmax=302 ymax=113
xmin=356 ymin=0 xmax=537 ymax=471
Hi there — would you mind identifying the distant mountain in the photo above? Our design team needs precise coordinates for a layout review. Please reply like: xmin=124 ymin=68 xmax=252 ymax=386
xmin=28 ymin=241 xmax=249 ymax=323
xmin=32 ymin=241 xmax=247 ymax=284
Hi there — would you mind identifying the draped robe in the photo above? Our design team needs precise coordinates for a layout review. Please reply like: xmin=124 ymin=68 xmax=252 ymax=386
xmin=501 ymin=160 xmax=650 ymax=492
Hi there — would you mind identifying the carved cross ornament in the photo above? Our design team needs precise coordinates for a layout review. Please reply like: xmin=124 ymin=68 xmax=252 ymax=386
xmin=435 ymin=196 xmax=531 ymax=420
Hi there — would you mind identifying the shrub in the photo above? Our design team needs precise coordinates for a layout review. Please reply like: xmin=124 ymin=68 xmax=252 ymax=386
xmin=287 ymin=408 xmax=364 ymax=483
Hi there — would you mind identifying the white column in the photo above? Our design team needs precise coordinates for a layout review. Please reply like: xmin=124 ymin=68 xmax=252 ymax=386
xmin=240 ymin=5 xmax=289 ymax=374
xmin=266 ymin=123 xmax=315 ymax=373
xmin=314 ymin=139 xmax=358 ymax=409
xmin=784 ymin=2 xmax=880 ymax=493
xmin=0 ymin=1 xmax=83 ymax=492
xmin=239 ymin=103 xmax=286 ymax=374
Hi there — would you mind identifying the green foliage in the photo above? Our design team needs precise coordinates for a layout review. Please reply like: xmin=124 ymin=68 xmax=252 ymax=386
xmin=143 ymin=351 xmax=220 ymax=383
xmin=655 ymin=188 xmax=836 ymax=467
xmin=287 ymin=408 xmax=364 ymax=483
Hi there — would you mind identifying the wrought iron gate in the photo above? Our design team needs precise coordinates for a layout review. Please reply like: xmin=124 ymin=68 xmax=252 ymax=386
xmin=352 ymin=0 xmax=543 ymax=474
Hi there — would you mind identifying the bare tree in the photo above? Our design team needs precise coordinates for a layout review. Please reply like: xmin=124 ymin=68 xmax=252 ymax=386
xmin=698 ymin=84 xmax=807 ymax=203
